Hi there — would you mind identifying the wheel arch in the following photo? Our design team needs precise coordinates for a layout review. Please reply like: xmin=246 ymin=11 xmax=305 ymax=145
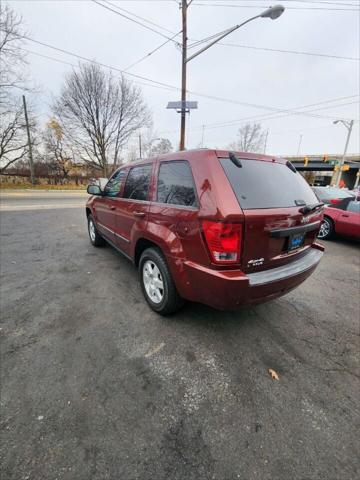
xmin=134 ymin=237 xmax=164 ymax=267
xmin=324 ymin=214 xmax=335 ymax=231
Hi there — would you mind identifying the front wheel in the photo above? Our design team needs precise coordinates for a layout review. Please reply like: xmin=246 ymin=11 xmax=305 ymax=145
xmin=318 ymin=216 xmax=334 ymax=240
xmin=88 ymin=214 xmax=105 ymax=247
xmin=139 ymin=248 xmax=184 ymax=315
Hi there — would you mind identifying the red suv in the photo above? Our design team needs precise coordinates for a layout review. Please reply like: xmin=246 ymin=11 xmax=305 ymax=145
xmin=86 ymin=150 xmax=324 ymax=314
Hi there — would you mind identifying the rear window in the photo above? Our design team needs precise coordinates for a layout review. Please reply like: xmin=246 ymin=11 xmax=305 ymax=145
xmin=123 ymin=164 xmax=152 ymax=201
xmin=220 ymin=158 xmax=318 ymax=209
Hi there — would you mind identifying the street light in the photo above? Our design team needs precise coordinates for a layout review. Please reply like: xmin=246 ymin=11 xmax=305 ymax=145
xmin=178 ymin=3 xmax=285 ymax=150
xmin=333 ymin=119 xmax=354 ymax=187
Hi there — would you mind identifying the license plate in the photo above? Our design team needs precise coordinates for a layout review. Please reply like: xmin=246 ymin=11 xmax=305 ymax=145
xmin=288 ymin=233 xmax=305 ymax=251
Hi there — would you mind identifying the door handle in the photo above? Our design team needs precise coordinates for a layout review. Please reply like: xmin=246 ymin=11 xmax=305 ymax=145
xmin=133 ymin=211 xmax=145 ymax=217
xmin=341 ymin=214 xmax=349 ymax=217
xmin=109 ymin=205 xmax=116 ymax=210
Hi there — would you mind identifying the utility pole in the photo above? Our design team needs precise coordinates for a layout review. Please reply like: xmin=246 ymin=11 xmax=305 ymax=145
xmin=22 ymin=95 xmax=35 ymax=185
xmin=334 ymin=119 xmax=354 ymax=187
xmin=180 ymin=0 xmax=187 ymax=151
xmin=139 ymin=133 xmax=142 ymax=158
xmin=173 ymin=3 xmax=284 ymax=151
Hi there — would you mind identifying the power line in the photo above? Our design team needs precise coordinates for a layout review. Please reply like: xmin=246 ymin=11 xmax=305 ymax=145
xmin=20 ymin=47 xmax=179 ymax=94
xmin=194 ymin=1 xmax=358 ymax=5
xmin=98 ymin=0 xmax=357 ymax=60
xmin=124 ymin=30 xmax=182 ymax=71
xmin=159 ymin=96 xmax=359 ymax=134
xmin=6 ymin=31 xmax=180 ymax=91
xmin=192 ymin=2 xmax=359 ymax=11
xmin=104 ymin=0 xmax=177 ymax=35
xmin=213 ymin=42 xmax=359 ymax=61
xmin=91 ymin=0 xmax=179 ymax=42
xmin=200 ymin=100 xmax=359 ymax=130
xmin=7 ymin=30 xmax=357 ymax=122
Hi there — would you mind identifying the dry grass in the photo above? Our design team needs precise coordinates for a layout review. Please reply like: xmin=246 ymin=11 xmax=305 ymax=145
xmin=0 ymin=182 xmax=87 ymax=190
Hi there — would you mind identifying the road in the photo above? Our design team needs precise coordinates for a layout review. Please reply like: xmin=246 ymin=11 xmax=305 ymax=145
xmin=0 ymin=191 xmax=359 ymax=480
xmin=0 ymin=190 xmax=87 ymax=211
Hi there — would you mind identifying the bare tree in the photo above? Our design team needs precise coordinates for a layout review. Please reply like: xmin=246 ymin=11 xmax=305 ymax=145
xmin=229 ymin=122 xmax=266 ymax=153
xmin=0 ymin=104 xmax=28 ymax=174
xmin=150 ymin=138 xmax=173 ymax=155
xmin=43 ymin=119 xmax=74 ymax=182
xmin=0 ymin=3 xmax=28 ymax=106
xmin=53 ymin=63 xmax=151 ymax=176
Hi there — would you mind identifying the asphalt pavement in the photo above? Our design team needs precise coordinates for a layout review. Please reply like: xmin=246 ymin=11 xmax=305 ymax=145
xmin=0 ymin=190 xmax=359 ymax=480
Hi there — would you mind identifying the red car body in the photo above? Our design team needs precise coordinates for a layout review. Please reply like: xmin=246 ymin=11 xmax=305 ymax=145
xmin=322 ymin=202 xmax=360 ymax=239
xmin=86 ymin=149 xmax=324 ymax=311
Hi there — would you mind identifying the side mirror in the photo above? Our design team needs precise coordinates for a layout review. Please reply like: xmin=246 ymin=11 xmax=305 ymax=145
xmin=87 ymin=184 xmax=103 ymax=196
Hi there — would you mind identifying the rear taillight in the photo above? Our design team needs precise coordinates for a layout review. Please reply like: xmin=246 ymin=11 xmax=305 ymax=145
xmin=330 ymin=198 xmax=341 ymax=204
xmin=202 ymin=220 xmax=242 ymax=264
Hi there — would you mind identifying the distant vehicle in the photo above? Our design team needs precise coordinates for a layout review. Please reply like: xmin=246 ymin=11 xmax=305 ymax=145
xmin=312 ymin=186 xmax=355 ymax=206
xmin=318 ymin=198 xmax=360 ymax=240
xmin=86 ymin=149 xmax=324 ymax=314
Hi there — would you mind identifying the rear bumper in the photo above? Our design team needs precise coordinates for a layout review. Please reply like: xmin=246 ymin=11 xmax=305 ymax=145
xmin=173 ymin=245 xmax=324 ymax=310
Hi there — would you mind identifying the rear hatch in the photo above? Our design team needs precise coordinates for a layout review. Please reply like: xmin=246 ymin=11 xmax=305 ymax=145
xmin=219 ymin=155 xmax=323 ymax=273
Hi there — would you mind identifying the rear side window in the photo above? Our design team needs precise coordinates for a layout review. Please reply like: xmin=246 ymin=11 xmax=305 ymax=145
xmin=157 ymin=161 xmax=197 ymax=207
xmin=220 ymin=158 xmax=318 ymax=209
xmin=123 ymin=164 xmax=152 ymax=201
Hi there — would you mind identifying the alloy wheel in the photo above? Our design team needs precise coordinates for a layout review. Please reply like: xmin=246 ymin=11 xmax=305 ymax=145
xmin=143 ymin=260 xmax=164 ymax=304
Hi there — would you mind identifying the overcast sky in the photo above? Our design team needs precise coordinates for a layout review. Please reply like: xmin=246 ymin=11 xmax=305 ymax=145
xmin=8 ymin=0 xmax=360 ymax=156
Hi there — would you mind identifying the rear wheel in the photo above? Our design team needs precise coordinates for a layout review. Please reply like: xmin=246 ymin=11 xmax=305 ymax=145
xmin=318 ymin=216 xmax=334 ymax=240
xmin=139 ymin=248 xmax=184 ymax=315
xmin=88 ymin=214 xmax=105 ymax=247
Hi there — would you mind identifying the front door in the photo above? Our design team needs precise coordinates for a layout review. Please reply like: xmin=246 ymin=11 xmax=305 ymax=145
xmin=95 ymin=169 xmax=126 ymax=242
xmin=113 ymin=164 xmax=153 ymax=256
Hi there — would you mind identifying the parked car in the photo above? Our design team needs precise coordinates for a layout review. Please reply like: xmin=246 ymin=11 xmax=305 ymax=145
xmin=86 ymin=150 xmax=324 ymax=314
xmin=318 ymin=197 xmax=360 ymax=240
xmin=312 ymin=186 xmax=355 ymax=205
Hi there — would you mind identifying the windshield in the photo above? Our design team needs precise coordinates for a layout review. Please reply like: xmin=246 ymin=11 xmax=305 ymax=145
xmin=220 ymin=158 xmax=318 ymax=209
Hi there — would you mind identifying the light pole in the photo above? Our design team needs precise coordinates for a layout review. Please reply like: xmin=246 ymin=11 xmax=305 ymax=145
xmin=179 ymin=3 xmax=285 ymax=150
xmin=333 ymin=119 xmax=354 ymax=187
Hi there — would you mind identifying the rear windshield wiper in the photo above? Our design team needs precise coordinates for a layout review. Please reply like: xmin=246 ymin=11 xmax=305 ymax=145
xmin=229 ymin=152 xmax=242 ymax=168
xmin=299 ymin=202 xmax=324 ymax=214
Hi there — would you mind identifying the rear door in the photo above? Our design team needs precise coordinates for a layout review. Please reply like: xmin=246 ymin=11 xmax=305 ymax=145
xmin=148 ymin=160 xmax=204 ymax=263
xmin=219 ymin=157 xmax=322 ymax=273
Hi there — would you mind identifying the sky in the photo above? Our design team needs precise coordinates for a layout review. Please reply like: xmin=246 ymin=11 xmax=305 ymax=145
xmin=7 ymin=0 xmax=360 ymax=157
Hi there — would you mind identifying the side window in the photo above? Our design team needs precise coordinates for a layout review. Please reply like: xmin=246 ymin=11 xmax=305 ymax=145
xmin=157 ymin=161 xmax=197 ymax=207
xmin=123 ymin=164 xmax=152 ymax=201
xmin=104 ymin=169 xmax=126 ymax=197
xmin=346 ymin=201 xmax=360 ymax=213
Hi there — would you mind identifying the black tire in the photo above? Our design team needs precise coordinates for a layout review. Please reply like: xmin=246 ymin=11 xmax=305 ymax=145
xmin=318 ymin=216 xmax=334 ymax=240
xmin=87 ymin=214 xmax=105 ymax=247
xmin=139 ymin=247 xmax=184 ymax=315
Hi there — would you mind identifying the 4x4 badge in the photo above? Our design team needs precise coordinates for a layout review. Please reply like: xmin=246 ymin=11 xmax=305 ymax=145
xmin=248 ymin=258 xmax=264 ymax=267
